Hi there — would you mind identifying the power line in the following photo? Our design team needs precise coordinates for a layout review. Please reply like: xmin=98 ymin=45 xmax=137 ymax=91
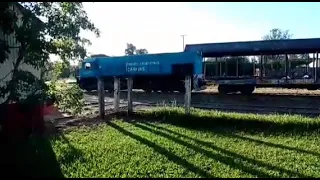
xmin=180 ymin=34 xmax=187 ymax=51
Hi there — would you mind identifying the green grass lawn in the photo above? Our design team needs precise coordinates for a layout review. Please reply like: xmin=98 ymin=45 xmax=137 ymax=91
xmin=2 ymin=108 xmax=320 ymax=178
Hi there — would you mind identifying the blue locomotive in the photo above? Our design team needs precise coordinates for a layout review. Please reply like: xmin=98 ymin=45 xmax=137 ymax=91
xmin=77 ymin=52 xmax=206 ymax=92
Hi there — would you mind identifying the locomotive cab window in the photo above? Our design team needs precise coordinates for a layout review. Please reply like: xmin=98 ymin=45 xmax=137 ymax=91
xmin=84 ymin=63 xmax=91 ymax=69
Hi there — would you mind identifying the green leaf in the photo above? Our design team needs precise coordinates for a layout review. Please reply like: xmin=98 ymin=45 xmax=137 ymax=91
xmin=0 ymin=2 xmax=99 ymax=107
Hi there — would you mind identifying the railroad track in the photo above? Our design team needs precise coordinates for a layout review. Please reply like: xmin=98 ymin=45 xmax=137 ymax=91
xmin=198 ymin=91 xmax=320 ymax=97
xmin=86 ymin=91 xmax=319 ymax=108
xmin=82 ymin=100 xmax=320 ymax=117
xmin=82 ymin=89 xmax=320 ymax=117
xmin=85 ymin=89 xmax=320 ymax=98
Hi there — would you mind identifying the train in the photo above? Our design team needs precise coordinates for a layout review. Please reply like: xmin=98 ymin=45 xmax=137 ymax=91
xmin=76 ymin=52 xmax=206 ymax=93
xmin=202 ymin=55 xmax=320 ymax=95
xmin=77 ymin=38 xmax=320 ymax=95
xmin=185 ymin=38 xmax=320 ymax=95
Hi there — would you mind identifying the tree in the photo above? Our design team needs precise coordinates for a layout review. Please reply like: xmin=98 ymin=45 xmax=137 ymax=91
xmin=124 ymin=43 xmax=148 ymax=56
xmin=261 ymin=28 xmax=293 ymax=72
xmin=0 ymin=2 xmax=100 ymax=105
xmin=261 ymin=28 xmax=311 ymax=76
xmin=135 ymin=48 xmax=148 ymax=55
xmin=262 ymin=28 xmax=292 ymax=40
xmin=125 ymin=43 xmax=136 ymax=56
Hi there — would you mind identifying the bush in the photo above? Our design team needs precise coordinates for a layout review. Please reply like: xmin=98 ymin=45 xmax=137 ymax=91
xmin=46 ymin=62 xmax=84 ymax=116
xmin=47 ymin=81 xmax=84 ymax=116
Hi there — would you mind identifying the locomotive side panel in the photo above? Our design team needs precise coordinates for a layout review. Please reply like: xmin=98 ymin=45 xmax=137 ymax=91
xmin=98 ymin=51 xmax=202 ymax=77
xmin=78 ymin=51 xmax=205 ymax=92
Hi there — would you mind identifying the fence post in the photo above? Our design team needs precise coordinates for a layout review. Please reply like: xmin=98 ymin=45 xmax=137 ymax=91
xmin=127 ymin=77 xmax=133 ymax=115
xmin=98 ymin=77 xmax=105 ymax=119
xmin=114 ymin=77 xmax=120 ymax=113
xmin=184 ymin=75 xmax=191 ymax=114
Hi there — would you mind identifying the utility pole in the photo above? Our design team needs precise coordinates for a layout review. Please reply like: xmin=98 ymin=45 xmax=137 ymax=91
xmin=181 ymin=34 xmax=187 ymax=51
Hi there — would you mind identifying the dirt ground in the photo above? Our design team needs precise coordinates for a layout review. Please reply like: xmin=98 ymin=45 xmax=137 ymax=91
xmin=43 ymin=105 xmax=158 ymax=135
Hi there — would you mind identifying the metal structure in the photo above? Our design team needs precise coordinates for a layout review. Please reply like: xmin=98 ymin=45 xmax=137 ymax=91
xmin=185 ymin=38 xmax=320 ymax=56
xmin=78 ymin=38 xmax=320 ymax=96
xmin=185 ymin=38 xmax=320 ymax=94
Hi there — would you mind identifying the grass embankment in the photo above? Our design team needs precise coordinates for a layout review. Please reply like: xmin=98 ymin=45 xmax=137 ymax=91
xmin=2 ymin=108 xmax=320 ymax=178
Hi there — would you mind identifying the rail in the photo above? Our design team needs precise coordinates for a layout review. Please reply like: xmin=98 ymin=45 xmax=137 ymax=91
xmin=82 ymin=101 xmax=320 ymax=117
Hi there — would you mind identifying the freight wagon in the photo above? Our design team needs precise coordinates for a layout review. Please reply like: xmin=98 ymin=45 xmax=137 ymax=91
xmin=77 ymin=52 xmax=206 ymax=93
xmin=185 ymin=38 xmax=320 ymax=94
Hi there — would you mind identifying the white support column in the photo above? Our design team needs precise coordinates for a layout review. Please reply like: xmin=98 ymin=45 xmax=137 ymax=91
xmin=184 ymin=75 xmax=192 ymax=115
xmin=127 ymin=77 xmax=133 ymax=115
xmin=97 ymin=77 xmax=105 ymax=119
xmin=260 ymin=54 xmax=263 ymax=79
xmin=114 ymin=77 xmax=120 ymax=113
xmin=307 ymin=53 xmax=309 ymax=74
xmin=316 ymin=52 xmax=319 ymax=82
xmin=314 ymin=53 xmax=316 ymax=81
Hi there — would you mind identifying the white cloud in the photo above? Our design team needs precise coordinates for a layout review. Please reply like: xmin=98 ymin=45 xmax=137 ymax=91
xmin=81 ymin=2 xmax=266 ymax=57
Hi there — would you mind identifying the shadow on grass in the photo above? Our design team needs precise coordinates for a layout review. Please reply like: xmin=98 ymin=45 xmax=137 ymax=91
xmin=131 ymin=109 xmax=320 ymax=154
xmin=121 ymin=109 xmax=320 ymax=157
xmin=133 ymin=122 xmax=312 ymax=178
xmin=0 ymin=136 xmax=63 ymax=178
xmin=143 ymin=121 xmax=320 ymax=157
xmin=116 ymin=110 xmax=320 ymax=136
xmin=217 ymin=132 xmax=320 ymax=157
xmin=54 ymin=134 xmax=87 ymax=166
xmin=0 ymin=133 xmax=85 ymax=178
xmin=106 ymin=121 xmax=214 ymax=178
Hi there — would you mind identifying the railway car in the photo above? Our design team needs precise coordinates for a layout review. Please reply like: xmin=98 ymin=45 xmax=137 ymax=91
xmin=185 ymin=38 xmax=320 ymax=95
xmin=77 ymin=52 xmax=206 ymax=93
xmin=201 ymin=54 xmax=320 ymax=95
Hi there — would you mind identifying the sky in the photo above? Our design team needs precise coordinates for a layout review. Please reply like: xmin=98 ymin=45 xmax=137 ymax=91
xmin=80 ymin=2 xmax=320 ymax=57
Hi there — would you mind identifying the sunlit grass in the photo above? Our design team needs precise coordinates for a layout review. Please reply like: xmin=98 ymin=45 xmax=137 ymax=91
xmin=4 ymin=107 xmax=320 ymax=178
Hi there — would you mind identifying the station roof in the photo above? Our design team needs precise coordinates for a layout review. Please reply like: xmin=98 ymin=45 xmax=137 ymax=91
xmin=184 ymin=38 xmax=320 ymax=57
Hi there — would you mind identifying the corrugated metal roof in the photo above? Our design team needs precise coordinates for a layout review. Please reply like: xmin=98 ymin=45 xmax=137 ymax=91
xmin=184 ymin=38 xmax=320 ymax=57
